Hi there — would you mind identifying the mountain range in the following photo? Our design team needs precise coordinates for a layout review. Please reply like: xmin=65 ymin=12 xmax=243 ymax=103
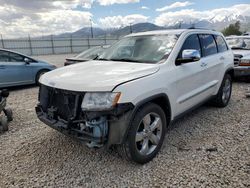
xmin=54 ymin=15 xmax=250 ymax=38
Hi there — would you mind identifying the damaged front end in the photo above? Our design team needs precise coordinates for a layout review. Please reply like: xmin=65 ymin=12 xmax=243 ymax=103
xmin=36 ymin=85 xmax=134 ymax=148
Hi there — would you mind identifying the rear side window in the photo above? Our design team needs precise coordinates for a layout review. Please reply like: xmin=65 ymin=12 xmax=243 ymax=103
xmin=199 ymin=34 xmax=217 ymax=57
xmin=214 ymin=35 xmax=228 ymax=52
xmin=178 ymin=34 xmax=201 ymax=58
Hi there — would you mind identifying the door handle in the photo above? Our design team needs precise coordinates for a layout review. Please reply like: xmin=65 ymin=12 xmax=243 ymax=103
xmin=0 ymin=65 xmax=5 ymax=69
xmin=201 ymin=62 xmax=207 ymax=67
xmin=220 ymin=56 xmax=225 ymax=61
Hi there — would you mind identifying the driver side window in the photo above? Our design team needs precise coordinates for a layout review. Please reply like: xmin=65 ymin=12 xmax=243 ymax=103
xmin=178 ymin=34 xmax=201 ymax=59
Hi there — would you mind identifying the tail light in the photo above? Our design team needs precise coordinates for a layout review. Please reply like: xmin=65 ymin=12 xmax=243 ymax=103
xmin=239 ymin=59 xmax=250 ymax=66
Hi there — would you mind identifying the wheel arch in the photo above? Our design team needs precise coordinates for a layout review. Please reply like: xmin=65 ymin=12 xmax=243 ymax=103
xmin=35 ymin=68 xmax=50 ymax=83
xmin=225 ymin=67 xmax=234 ymax=80
xmin=131 ymin=93 xmax=172 ymax=128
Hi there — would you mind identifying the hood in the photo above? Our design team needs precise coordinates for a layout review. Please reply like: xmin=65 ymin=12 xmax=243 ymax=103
xmin=232 ymin=50 xmax=250 ymax=58
xmin=40 ymin=60 xmax=160 ymax=92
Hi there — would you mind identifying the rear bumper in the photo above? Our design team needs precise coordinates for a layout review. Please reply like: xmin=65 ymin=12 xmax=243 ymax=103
xmin=234 ymin=66 xmax=250 ymax=77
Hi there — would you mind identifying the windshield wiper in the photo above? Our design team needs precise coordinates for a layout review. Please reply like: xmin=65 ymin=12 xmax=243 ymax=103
xmin=231 ymin=47 xmax=249 ymax=50
xmin=110 ymin=58 xmax=142 ymax=63
xmin=96 ymin=58 xmax=110 ymax=61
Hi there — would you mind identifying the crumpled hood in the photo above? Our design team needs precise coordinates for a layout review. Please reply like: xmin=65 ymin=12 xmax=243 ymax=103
xmin=40 ymin=60 xmax=160 ymax=92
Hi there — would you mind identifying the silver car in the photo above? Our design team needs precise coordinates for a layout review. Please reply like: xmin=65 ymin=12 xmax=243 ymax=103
xmin=0 ymin=49 xmax=56 ymax=88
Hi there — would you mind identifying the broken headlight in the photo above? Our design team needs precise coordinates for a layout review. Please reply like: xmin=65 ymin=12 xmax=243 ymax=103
xmin=81 ymin=92 xmax=121 ymax=111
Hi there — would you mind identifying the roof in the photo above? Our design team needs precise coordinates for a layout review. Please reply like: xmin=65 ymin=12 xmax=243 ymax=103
xmin=125 ymin=29 xmax=222 ymax=37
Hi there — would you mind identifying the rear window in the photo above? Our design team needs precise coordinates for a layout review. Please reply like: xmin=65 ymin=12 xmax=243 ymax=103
xmin=199 ymin=34 xmax=217 ymax=57
xmin=214 ymin=35 xmax=228 ymax=52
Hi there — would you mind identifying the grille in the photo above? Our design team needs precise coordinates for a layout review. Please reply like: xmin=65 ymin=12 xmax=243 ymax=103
xmin=39 ymin=85 xmax=83 ymax=121
xmin=234 ymin=54 xmax=243 ymax=66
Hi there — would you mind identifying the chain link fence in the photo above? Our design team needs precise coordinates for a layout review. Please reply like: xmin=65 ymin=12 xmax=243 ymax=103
xmin=0 ymin=35 xmax=119 ymax=56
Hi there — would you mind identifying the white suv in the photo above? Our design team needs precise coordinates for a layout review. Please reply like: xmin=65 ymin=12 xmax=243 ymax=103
xmin=36 ymin=29 xmax=234 ymax=164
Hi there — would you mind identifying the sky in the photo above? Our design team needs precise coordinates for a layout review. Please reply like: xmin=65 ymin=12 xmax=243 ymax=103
xmin=0 ymin=0 xmax=250 ymax=38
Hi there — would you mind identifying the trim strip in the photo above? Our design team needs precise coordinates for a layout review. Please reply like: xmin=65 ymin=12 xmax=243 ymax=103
xmin=179 ymin=82 xmax=218 ymax=104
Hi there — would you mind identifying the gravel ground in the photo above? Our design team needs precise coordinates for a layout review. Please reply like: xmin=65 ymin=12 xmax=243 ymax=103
xmin=0 ymin=55 xmax=249 ymax=187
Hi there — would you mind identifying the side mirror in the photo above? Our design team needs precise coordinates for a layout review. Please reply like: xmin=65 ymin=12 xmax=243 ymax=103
xmin=176 ymin=49 xmax=201 ymax=65
xmin=24 ymin=58 xmax=31 ymax=64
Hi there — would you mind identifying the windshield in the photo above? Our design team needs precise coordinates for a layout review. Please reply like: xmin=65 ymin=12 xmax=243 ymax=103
xmin=98 ymin=35 xmax=178 ymax=64
xmin=76 ymin=47 xmax=105 ymax=60
xmin=226 ymin=37 xmax=250 ymax=50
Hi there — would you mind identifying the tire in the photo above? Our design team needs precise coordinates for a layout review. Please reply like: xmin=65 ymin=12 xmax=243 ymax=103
xmin=4 ymin=108 xmax=13 ymax=122
xmin=117 ymin=103 xmax=167 ymax=164
xmin=210 ymin=74 xmax=232 ymax=108
xmin=0 ymin=116 xmax=8 ymax=131
xmin=36 ymin=70 xmax=48 ymax=85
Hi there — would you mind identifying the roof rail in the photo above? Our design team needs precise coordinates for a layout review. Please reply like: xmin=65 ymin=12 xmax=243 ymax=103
xmin=188 ymin=27 xmax=216 ymax=31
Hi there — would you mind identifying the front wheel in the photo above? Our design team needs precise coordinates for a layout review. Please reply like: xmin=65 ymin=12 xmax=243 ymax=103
xmin=210 ymin=74 xmax=232 ymax=107
xmin=36 ymin=70 xmax=48 ymax=85
xmin=117 ymin=103 xmax=167 ymax=164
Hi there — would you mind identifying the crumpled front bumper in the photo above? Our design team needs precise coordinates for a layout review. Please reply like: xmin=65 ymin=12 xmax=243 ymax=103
xmin=35 ymin=103 xmax=134 ymax=148
xmin=36 ymin=105 xmax=105 ymax=144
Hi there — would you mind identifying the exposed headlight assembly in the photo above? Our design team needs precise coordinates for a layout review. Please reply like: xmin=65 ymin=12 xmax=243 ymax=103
xmin=81 ymin=92 xmax=121 ymax=111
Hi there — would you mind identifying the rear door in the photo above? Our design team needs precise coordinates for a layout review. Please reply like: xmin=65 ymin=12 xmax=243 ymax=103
xmin=198 ymin=34 xmax=224 ymax=97
xmin=0 ymin=50 xmax=34 ymax=87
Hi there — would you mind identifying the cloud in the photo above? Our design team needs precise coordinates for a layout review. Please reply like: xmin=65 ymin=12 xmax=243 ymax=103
xmin=0 ymin=7 xmax=92 ymax=38
xmin=155 ymin=4 xmax=250 ymax=26
xmin=99 ymin=14 xmax=148 ymax=28
xmin=156 ymin=1 xmax=194 ymax=12
xmin=141 ymin=6 xmax=149 ymax=10
xmin=97 ymin=0 xmax=139 ymax=6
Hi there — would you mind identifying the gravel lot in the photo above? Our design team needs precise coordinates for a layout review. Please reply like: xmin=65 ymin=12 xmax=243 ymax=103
xmin=0 ymin=54 xmax=249 ymax=187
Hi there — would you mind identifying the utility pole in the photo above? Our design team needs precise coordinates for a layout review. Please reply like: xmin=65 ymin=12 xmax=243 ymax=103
xmin=179 ymin=21 xmax=183 ymax=29
xmin=0 ymin=34 xmax=4 ymax=48
xmin=28 ymin=34 xmax=33 ymax=55
xmin=129 ymin=23 xmax=133 ymax=34
xmin=90 ymin=19 xmax=94 ymax=38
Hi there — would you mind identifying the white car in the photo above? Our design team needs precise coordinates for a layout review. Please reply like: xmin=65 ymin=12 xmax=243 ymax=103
xmin=226 ymin=36 xmax=250 ymax=78
xmin=36 ymin=29 xmax=234 ymax=164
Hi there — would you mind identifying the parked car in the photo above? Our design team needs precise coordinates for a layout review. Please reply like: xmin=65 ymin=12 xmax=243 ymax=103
xmin=36 ymin=29 xmax=234 ymax=164
xmin=226 ymin=36 xmax=250 ymax=78
xmin=0 ymin=49 xmax=56 ymax=88
xmin=64 ymin=46 xmax=109 ymax=66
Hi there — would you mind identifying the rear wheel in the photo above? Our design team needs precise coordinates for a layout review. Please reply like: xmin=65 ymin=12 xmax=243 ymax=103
xmin=210 ymin=74 xmax=232 ymax=107
xmin=117 ymin=103 xmax=167 ymax=164
xmin=36 ymin=70 xmax=48 ymax=85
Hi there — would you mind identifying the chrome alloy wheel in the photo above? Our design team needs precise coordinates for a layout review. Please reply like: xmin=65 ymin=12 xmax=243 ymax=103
xmin=135 ymin=112 xmax=163 ymax=156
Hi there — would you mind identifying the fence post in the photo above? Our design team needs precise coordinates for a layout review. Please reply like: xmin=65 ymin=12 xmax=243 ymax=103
xmin=87 ymin=37 xmax=90 ymax=49
xmin=51 ymin=35 xmax=55 ymax=54
xmin=70 ymin=35 xmax=73 ymax=53
xmin=104 ymin=34 xmax=107 ymax=45
xmin=0 ymin=34 xmax=4 ymax=49
xmin=28 ymin=34 xmax=33 ymax=55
